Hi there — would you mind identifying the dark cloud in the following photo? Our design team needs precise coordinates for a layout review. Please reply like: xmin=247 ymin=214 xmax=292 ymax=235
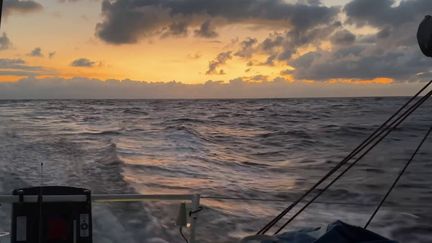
xmin=0 ymin=58 xmax=51 ymax=77
xmin=261 ymin=33 xmax=284 ymax=52
xmin=344 ymin=0 xmax=432 ymax=28
xmin=291 ymin=45 xmax=432 ymax=82
xmin=0 ymin=33 xmax=12 ymax=50
xmin=235 ymin=38 xmax=258 ymax=58
xmin=165 ymin=21 xmax=188 ymax=37
xmin=238 ymin=20 xmax=341 ymax=66
xmin=0 ymin=58 xmax=42 ymax=70
xmin=330 ymin=29 xmax=356 ymax=45
xmin=223 ymin=0 xmax=432 ymax=82
xmin=285 ymin=0 xmax=432 ymax=82
xmin=206 ymin=51 xmax=232 ymax=75
xmin=70 ymin=58 xmax=96 ymax=67
xmin=95 ymin=0 xmax=338 ymax=44
xmin=194 ymin=20 xmax=218 ymax=38
xmin=344 ymin=0 xmax=432 ymax=47
xmin=3 ymin=0 xmax=43 ymax=16
xmin=28 ymin=47 xmax=43 ymax=57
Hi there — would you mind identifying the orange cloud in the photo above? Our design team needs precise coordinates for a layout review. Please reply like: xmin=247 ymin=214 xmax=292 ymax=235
xmin=0 ymin=76 xmax=22 ymax=82
xmin=328 ymin=77 xmax=394 ymax=85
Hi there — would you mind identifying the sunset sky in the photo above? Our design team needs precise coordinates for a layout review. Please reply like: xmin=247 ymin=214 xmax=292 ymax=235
xmin=0 ymin=0 xmax=432 ymax=98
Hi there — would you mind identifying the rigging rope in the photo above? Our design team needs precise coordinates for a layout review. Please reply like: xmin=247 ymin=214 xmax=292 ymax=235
xmin=364 ymin=126 xmax=432 ymax=229
xmin=273 ymin=89 xmax=432 ymax=234
xmin=201 ymin=195 xmax=432 ymax=208
xmin=257 ymin=81 xmax=432 ymax=235
xmin=179 ymin=227 xmax=189 ymax=243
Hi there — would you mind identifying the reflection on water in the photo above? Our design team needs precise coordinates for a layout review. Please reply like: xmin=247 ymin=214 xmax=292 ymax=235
xmin=0 ymin=98 xmax=431 ymax=242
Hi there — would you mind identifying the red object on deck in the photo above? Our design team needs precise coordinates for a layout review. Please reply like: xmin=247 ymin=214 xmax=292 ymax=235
xmin=48 ymin=217 xmax=69 ymax=240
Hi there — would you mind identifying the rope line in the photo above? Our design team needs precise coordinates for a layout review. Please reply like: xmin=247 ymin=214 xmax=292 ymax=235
xmin=257 ymin=81 xmax=432 ymax=235
xmin=201 ymin=196 xmax=432 ymax=208
xmin=179 ymin=227 xmax=189 ymax=243
xmin=364 ymin=126 xmax=432 ymax=229
xmin=273 ymin=90 xmax=432 ymax=235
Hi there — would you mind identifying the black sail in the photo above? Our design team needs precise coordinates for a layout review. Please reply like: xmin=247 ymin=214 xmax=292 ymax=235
xmin=418 ymin=15 xmax=432 ymax=57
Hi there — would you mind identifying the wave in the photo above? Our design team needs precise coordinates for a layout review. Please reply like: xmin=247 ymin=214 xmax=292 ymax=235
xmin=79 ymin=130 xmax=123 ymax=136
xmin=164 ymin=124 xmax=213 ymax=143
xmin=95 ymin=142 xmax=125 ymax=166
xmin=0 ymin=98 xmax=431 ymax=243
xmin=122 ymin=108 xmax=149 ymax=115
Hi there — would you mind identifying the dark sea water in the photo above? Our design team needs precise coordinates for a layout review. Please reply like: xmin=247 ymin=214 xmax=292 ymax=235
xmin=0 ymin=98 xmax=431 ymax=243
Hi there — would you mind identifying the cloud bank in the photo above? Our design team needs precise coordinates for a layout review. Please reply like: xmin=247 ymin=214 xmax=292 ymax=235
xmin=95 ymin=0 xmax=338 ymax=44
xmin=3 ymin=0 xmax=432 ymax=98
xmin=213 ymin=0 xmax=432 ymax=83
xmin=0 ymin=77 xmax=423 ymax=99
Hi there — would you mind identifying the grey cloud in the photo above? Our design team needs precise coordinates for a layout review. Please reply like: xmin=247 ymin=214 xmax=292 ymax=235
xmin=287 ymin=0 xmax=432 ymax=82
xmin=235 ymin=38 xmax=258 ymax=58
xmin=228 ymin=0 xmax=432 ymax=82
xmin=0 ymin=58 xmax=43 ymax=71
xmin=330 ymin=29 xmax=356 ymax=45
xmin=376 ymin=27 xmax=391 ymax=39
xmin=297 ymin=0 xmax=322 ymax=6
xmin=0 ymin=70 xmax=43 ymax=76
xmin=241 ymin=20 xmax=341 ymax=66
xmin=292 ymin=45 xmax=432 ymax=82
xmin=0 ymin=58 xmax=51 ymax=77
xmin=95 ymin=0 xmax=338 ymax=44
xmin=0 ymin=33 xmax=12 ymax=50
xmin=70 ymin=58 xmax=96 ymax=67
xmin=262 ymin=34 xmax=283 ymax=51
xmin=194 ymin=20 xmax=218 ymax=38
xmin=3 ymin=0 xmax=43 ymax=16
xmin=58 ymin=0 xmax=98 ymax=2
xmin=206 ymin=51 xmax=232 ymax=75
xmin=344 ymin=0 xmax=432 ymax=28
xmin=344 ymin=0 xmax=432 ymax=48
xmin=165 ymin=21 xmax=188 ymax=37
xmin=28 ymin=47 xmax=43 ymax=57
xmin=0 ymin=76 xmax=421 ymax=99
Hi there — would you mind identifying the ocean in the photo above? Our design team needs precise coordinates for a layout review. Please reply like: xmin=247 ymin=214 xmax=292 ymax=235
xmin=0 ymin=98 xmax=431 ymax=243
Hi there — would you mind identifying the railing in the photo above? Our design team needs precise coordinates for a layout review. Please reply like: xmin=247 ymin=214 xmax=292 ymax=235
xmin=0 ymin=193 xmax=201 ymax=243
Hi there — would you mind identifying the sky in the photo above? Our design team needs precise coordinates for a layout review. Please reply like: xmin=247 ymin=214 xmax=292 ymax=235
xmin=0 ymin=0 xmax=431 ymax=98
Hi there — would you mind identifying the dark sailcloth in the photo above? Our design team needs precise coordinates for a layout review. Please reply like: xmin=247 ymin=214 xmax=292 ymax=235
xmin=271 ymin=221 xmax=397 ymax=243
xmin=418 ymin=15 xmax=432 ymax=57
xmin=0 ymin=0 xmax=3 ymax=27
